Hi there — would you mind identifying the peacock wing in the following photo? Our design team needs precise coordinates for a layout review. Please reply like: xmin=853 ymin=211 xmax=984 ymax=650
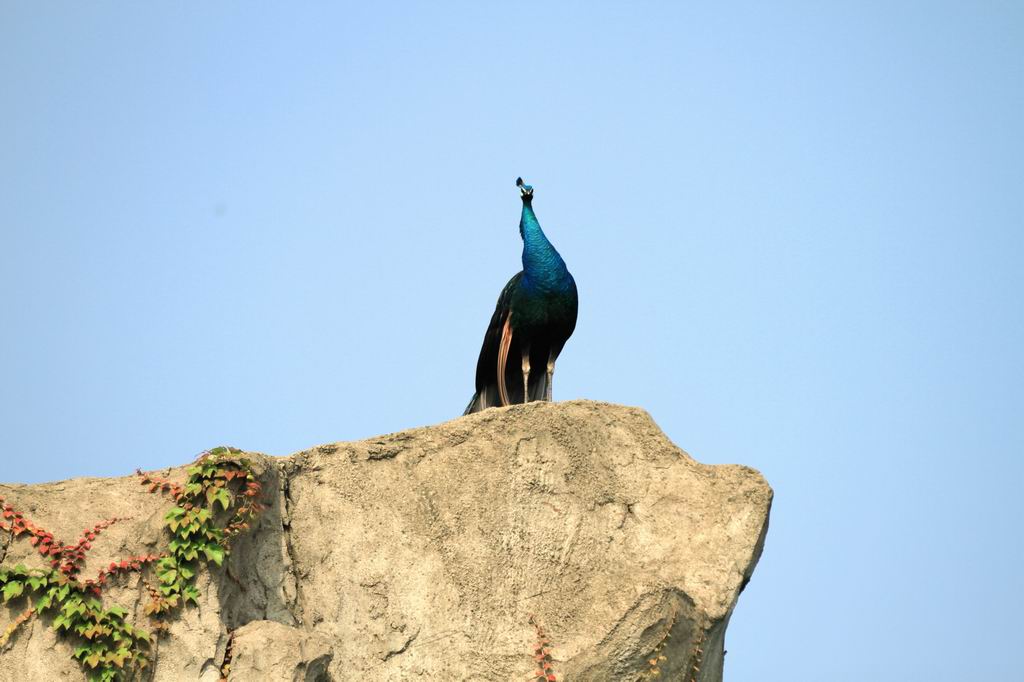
xmin=466 ymin=272 xmax=523 ymax=413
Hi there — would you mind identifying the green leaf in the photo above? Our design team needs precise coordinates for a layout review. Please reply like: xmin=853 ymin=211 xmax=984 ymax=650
xmin=215 ymin=488 xmax=232 ymax=511
xmin=2 ymin=580 xmax=24 ymax=601
xmin=106 ymin=605 xmax=127 ymax=618
xmin=107 ymin=647 xmax=130 ymax=667
xmin=203 ymin=544 xmax=225 ymax=566
xmin=183 ymin=585 xmax=201 ymax=604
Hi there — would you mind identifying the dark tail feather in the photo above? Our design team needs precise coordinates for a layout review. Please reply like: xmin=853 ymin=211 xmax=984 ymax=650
xmin=463 ymin=386 xmax=496 ymax=415
xmin=528 ymin=372 xmax=548 ymax=402
xmin=465 ymin=373 xmax=547 ymax=415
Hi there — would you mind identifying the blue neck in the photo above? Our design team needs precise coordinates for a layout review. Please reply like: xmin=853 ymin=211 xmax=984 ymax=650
xmin=520 ymin=200 xmax=569 ymax=291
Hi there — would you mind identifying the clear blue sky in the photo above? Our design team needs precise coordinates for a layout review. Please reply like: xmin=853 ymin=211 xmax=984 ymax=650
xmin=2 ymin=3 xmax=1021 ymax=679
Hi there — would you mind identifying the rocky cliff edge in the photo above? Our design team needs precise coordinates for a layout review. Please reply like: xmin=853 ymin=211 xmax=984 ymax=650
xmin=0 ymin=400 xmax=771 ymax=681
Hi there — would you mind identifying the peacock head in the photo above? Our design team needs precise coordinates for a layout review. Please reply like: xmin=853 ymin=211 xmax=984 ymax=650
xmin=516 ymin=177 xmax=534 ymax=201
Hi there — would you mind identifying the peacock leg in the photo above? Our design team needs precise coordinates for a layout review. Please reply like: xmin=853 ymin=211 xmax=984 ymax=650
xmin=545 ymin=351 xmax=556 ymax=402
xmin=521 ymin=346 xmax=531 ymax=404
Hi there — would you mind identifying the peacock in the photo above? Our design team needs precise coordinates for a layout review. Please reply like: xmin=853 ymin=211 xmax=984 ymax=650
xmin=464 ymin=178 xmax=578 ymax=414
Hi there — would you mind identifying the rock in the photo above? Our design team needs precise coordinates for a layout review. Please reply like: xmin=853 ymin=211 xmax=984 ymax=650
xmin=0 ymin=400 xmax=771 ymax=681
xmin=226 ymin=621 xmax=332 ymax=681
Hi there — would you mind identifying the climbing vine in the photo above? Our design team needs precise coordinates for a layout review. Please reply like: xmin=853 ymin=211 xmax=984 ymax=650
xmin=0 ymin=447 xmax=264 ymax=681
xmin=0 ymin=508 xmax=157 ymax=680
xmin=686 ymin=628 xmax=707 ymax=682
xmin=641 ymin=611 xmax=676 ymax=679
xmin=139 ymin=447 xmax=264 ymax=620
xmin=529 ymin=614 xmax=558 ymax=682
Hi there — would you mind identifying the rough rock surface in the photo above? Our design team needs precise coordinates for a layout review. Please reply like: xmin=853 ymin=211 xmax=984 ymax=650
xmin=0 ymin=400 xmax=771 ymax=681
